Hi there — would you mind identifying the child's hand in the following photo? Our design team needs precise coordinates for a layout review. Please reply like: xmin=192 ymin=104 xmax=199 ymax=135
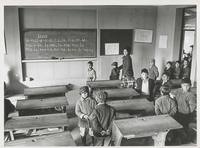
xmin=169 ymin=92 xmax=175 ymax=98
xmin=100 ymin=130 xmax=106 ymax=136
xmin=83 ymin=115 xmax=89 ymax=119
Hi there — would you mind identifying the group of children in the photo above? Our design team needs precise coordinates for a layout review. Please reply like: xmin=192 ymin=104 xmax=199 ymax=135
xmin=75 ymin=86 xmax=115 ymax=146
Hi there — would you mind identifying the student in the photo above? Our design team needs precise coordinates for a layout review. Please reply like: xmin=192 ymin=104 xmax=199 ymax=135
xmin=135 ymin=68 xmax=155 ymax=101
xmin=90 ymin=90 xmax=115 ymax=146
xmin=75 ymin=86 xmax=96 ymax=146
xmin=170 ymin=78 xmax=196 ymax=144
xmin=148 ymin=58 xmax=159 ymax=80
xmin=164 ymin=61 xmax=173 ymax=79
xmin=170 ymin=78 xmax=196 ymax=128
xmin=180 ymin=59 xmax=190 ymax=79
xmin=109 ymin=62 xmax=120 ymax=80
xmin=119 ymin=48 xmax=134 ymax=80
xmin=153 ymin=73 xmax=173 ymax=98
xmin=155 ymin=85 xmax=177 ymax=117
xmin=173 ymin=61 xmax=181 ymax=79
xmin=87 ymin=61 xmax=96 ymax=81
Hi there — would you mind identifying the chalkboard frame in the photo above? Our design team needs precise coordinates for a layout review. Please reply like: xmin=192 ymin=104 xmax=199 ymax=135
xmin=21 ymin=29 xmax=97 ymax=60
xmin=100 ymin=29 xmax=133 ymax=56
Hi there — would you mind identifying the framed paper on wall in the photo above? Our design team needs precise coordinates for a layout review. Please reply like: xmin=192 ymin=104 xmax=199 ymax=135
xmin=134 ymin=29 xmax=153 ymax=43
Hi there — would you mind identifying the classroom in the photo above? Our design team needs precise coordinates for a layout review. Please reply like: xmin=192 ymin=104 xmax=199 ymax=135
xmin=3 ymin=3 xmax=197 ymax=146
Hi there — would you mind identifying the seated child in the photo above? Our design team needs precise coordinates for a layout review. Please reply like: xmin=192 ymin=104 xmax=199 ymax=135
xmin=109 ymin=62 xmax=120 ymax=80
xmin=75 ymin=86 xmax=97 ymax=146
xmin=90 ymin=90 xmax=115 ymax=146
xmin=87 ymin=61 xmax=96 ymax=81
xmin=153 ymin=73 xmax=173 ymax=98
xmin=135 ymin=68 xmax=155 ymax=101
xmin=164 ymin=61 xmax=173 ymax=79
xmin=180 ymin=59 xmax=190 ymax=79
xmin=155 ymin=85 xmax=177 ymax=117
xmin=173 ymin=61 xmax=181 ymax=79
xmin=148 ymin=58 xmax=159 ymax=80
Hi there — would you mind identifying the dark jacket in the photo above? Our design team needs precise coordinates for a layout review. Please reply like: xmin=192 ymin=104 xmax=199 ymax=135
xmin=119 ymin=55 xmax=133 ymax=78
xmin=90 ymin=103 xmax=115 ymax=137
xmin=173 ymin=67 xmax=181 ymax=79
xmin=153 ymin=80 xmax=173 ymax=98
xmin=109 ymin=68 xmax=120 ymax=80
xmin=164 ymin=67 xmax=173 ymax=79
xmin=181 ymin=66 xmax=190 ymax=79
xmin=135 ymin=78 xmax=155 ymax=100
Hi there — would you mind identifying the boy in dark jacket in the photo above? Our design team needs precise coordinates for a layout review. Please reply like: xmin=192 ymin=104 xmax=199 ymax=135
xmin=110 ymin=62 xmax=120 ymax=80
xmin=75 ymin=86 xmax=96 ymax=146
xmin=135 ymin=68 xmax=155 ymax=101
xmin=164 ymin=61 xmax=173 ymax=79
xmin=90 ymin=90 xmax=116 ymax=146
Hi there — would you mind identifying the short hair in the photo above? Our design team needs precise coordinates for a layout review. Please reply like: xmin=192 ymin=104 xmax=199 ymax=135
xmin=160 ymin=85 xmax=171 ymax=95
xmin=141 ymin=68 xmax=148 ymax=74
xmin=162 ymin=72 xmax=169 ymax=78
xmin=175 ymin=61 xmax=180 ymax=64
xmin=166 ymin=61 xmax=172 ymax=66
xmin=88 ymin=61 xmax=93 ymax=66
xmin=95 ymin=90 xmax=107 ymax=102
xmin=111 ymin=62 xmax=118 ymax=67
xmin=79 ymin=86 xmax=89 ymax=94
xmin=181 ymin=78 xmax=191 ymax=85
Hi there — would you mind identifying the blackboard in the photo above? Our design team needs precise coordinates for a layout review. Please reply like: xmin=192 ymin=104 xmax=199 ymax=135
xmin=100 ymin=29 xmax=133 ymax=55
xmin=22 ymin=29 xmax=97 ymax=60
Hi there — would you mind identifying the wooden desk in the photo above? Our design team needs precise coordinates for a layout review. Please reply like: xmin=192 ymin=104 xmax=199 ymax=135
xmin=5 ymin=113 xmax=69 ymax=140
xmin=24 ymin=85 xmax=68 ymax=96
xmin=5 ymin=132 xmax=76 ymax=146
xmin=16 ymin=96 xmax=68 ymax=110
xmin=87 ymin=80 xmax=122 ymax=89
xmin=93 ymin=88 xmax=139 ymax=100
xmin=112 ymin=115 xmax=182 ymax=146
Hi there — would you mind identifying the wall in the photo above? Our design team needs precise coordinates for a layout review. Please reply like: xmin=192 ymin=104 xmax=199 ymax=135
xmin=154 ymin=6 xmax=183 ymax=79
xmin=4 ymin=6 xmax=157 ymax=92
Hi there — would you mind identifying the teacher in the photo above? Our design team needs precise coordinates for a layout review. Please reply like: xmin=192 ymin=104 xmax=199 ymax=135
xmin=119 ymin=48 xmax=134 ymax=80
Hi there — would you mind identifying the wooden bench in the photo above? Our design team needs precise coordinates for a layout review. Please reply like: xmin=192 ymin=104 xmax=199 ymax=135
xmin=87 ymin=80 xmax=122 ymax=89
xmin=112 ymin=114 xmax=182 ymax=146
xmin=16 ymin=96 xmax=68 ymax=110
xmin=5 ymin=132 xmax=76 ymax=146
xmin=5 ymin=113 xmax=69 ymax=140
xmin=93 ymin=88 xmax=140 ymax=100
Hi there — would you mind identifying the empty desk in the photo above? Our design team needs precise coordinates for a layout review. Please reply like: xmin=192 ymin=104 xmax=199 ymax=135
xmin=5 ymin=113 xmax=69 ymax=140
xmin=5 ymin=132 xmax=76 ymax=146
xmin=87 ymin=80 xmax=122 ymax=89
xmin=112 ymin=115 xmax=182 ymax=146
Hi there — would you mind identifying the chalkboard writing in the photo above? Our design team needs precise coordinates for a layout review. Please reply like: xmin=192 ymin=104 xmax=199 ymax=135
xmin=22 ymin=29 xmax=97 ymax=60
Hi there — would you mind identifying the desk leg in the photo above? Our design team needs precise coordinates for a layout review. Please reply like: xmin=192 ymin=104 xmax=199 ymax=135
xmin=152 ymin=131 xmax=168 ymax=146
xmin=9 ymin=131 xmax=14 ymax=141
xmin=112 ymin=124 xmax=123 ymax=146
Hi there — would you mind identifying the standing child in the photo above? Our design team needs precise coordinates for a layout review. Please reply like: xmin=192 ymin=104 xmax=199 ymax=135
xmin=181 ymin=59 xmax=190 ymax=79
xmin=173 ymin=61 xmax=181 ymax=79
xmin=90 ymin=91 xmax=116 ymax=146
xmin=75 ymin=86 xmax=97 ymax=146
xmin=164 ymin=61 xmax=173 ymax=79
xmin=87 ymin=61 xmax=96 ymax=81
xmin=149 ymin=58 xmax=159 ymax=80
xmin=109 ymin=62 xmax=120 ymax=80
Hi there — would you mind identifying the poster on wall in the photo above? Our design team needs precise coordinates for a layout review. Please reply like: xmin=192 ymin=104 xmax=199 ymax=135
xmin=134 ymin=29 xmax=153 ymax=43
xmin=105 ymin=43 xmax=119 ymax=55
xmin=159 ymin=35 xmax=168 ymax=48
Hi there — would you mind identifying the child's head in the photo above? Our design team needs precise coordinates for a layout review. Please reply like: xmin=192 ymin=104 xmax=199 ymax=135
xmin=79 ymin=86 xmax=89 ymax=99
xmin=141 ymin=68 xmax=148 ymax=80
xmin=123 ymin=48 xmax=129 ymax=56
xmin=183 ymin=59 xmax=188 ymax=67
xmin=88 ymin=61 xmax=93 ymax=69
xmin=161 ymin=73 xmax=169 ymax=82
xmin=94 ymin=90 xmax=107 ymax=103
xmin=160 ymin=85 xmax=171 ymax=96
xmin=166 ymin=61 xmax=172 ymax=69
xmin=150 ymin=59 xmax=155 ymax=67
xmin=111 ymin=62 xmax=118 ymax=68
xmin=181 ymin=78 xmax=191 ymax=92
xmin=175 ymin=61 xmax=180 ymax=68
